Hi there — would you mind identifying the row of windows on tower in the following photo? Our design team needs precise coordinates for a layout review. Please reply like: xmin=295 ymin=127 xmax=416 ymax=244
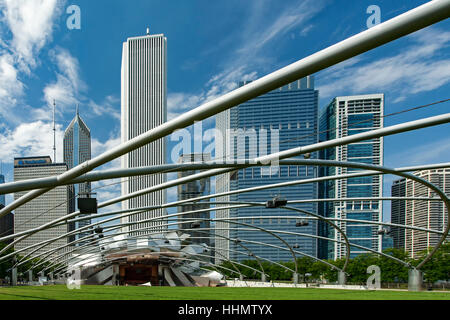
xmin=238 ymin=122 xmax=313 ymax=131
xmin=237 ymin=166 xmax=317 ymax=179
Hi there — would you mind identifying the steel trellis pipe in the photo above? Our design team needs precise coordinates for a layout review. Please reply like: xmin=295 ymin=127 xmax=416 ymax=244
xmin=3 ymin=160 xmax=450 ymax=273
xmin=3 ymin=115 xmax=450 ymax=256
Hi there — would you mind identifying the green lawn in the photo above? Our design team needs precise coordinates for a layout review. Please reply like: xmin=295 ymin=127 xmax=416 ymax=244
xmin=0 ymin=285 xmax=449 ymax=300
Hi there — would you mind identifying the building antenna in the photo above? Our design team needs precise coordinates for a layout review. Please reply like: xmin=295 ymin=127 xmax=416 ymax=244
xmin=53 ymin=99 xmax=56 ymax=163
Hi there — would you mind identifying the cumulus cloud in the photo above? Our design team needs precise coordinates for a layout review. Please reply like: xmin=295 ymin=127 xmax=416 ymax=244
xmin=88 ymin=95 xmax=121 ymax=121
xmin=168 ymin=0 xmax=324 ymax=122
xmin=0 ymin=0 xmax=60 ymax=69
xmin=0 ymin=120 xmax=64 ymax=163
xmin=91 ymin=133 xmax=122 ymax=171
xmin=317 ymin=27 xmax=450 ymax=101
xmin=43 ymin=47 xmax=85 ymax=111
xmin=0 ymin=0 xmax=62 ymax=118
xmin=0 ymin=54 xmax=24 ymax=118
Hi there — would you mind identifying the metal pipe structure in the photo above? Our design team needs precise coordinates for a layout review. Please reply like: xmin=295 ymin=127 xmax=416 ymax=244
xmin=3 ymin=111 xmax=450 ymax=265
xmin=21 ymin=206 xmax=408 ymax=276
xmin=21 ymin=212 xmax=334 ymax=275
xmin=40 ymin=224 xmax=324 ymax=278
xmin=1 ymin=0 xmax=449 ymax=220
xmin=4 ymin=160 xmax=450 ymax=268
xmin=1 ymin=155 xmax=447 ymax=247
xmin=4 ymin=155 xmax=448 ymax=276
xmin=39 ymin=219 xmax=407 ymax=278
xmin=7 ymin=208 xmax=427 ymax=276
xmin=26 ymin=224 xmax=277 ymax=280
xmin=10 ymin=196 xmax=349 ymax=273
xmin=2 ymin=159 xmax=449 ymax=196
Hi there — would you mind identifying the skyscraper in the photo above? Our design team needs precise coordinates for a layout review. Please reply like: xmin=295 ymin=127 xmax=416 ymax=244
xmin=0 ymin=173 xmax=13 ymax=244
xmin=0 ymin=173 xmax=4 ymax=207
xmin=391 ymin=178 xmax=407 ymax=250
xmin=319 ymin=94 xmax=384 ymax=260
xmin=13 ymin=157 xmax=69 ymax=256
xmin=121 ymin=32 xmax=167 ymax=235
xmin=391 ymin=169 xmax=449 ymax=258
xmin=64 ymin=108 xmax=92 ymax=243
xmin=216 ymin=76 xmax=319 ymax=262
xmin=177 ymin=153 xmax=211 ymax=249
xmin=0 ymin=203 xmax=13 ymax=244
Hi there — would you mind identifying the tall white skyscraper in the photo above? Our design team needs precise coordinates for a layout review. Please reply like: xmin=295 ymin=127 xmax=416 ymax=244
xmin=121 ymin=32 xmax=167 ymax=234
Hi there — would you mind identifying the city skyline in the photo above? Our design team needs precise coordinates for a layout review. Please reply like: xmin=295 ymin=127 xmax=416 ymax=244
xmin=0 ymin=2 xmax=448 ymax=227
xmin=0 ymin=1 xmax=448 ymax=296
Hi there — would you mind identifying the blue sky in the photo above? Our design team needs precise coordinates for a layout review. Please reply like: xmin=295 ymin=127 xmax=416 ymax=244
xmin=0 ymin=0 xmax=449 ymax=222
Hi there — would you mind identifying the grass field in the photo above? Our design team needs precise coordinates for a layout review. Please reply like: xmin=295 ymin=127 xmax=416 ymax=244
xmin=0 ymin=285 xmax=449 ymax=300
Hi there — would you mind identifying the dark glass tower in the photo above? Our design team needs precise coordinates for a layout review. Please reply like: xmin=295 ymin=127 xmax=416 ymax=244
xmin=177 ymin=153 xmax=211 ymax=249
xmin=216 ymin=76 xmax=319 ymax=262
xmin=64 ymin=108 xmax=92 ymax=244
xmin=0 ymin=174 xmax=4 ymax=207
xmin=318 ymin=94 xmax=384 ymax=260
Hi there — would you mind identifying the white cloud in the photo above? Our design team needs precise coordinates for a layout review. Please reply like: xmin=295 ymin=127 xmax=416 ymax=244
xmin=90 ymin=134 xmax=123 ymax=211
xmin=91 ymin=134 xmax=122 ymax=171
xmin=236 ymin=0 xmax=325 ymax=56
xmin=388 ymin=137 xmax=450 ymax=168
xmin=0 ymin=0 xmax=60 ymax=69
xmin=43 ymin=47 xmax=85 ymax=111
xmin=168 ymin=0 xmax=324 ymax=123
xmin=167 ymin=68 xmax=258 ymax=121
xmin=0 ymin=53 xmax=23 ymax=118
xmin=0 ymin=0 xmax=62 ymax=118
xmin=317 ymin=28 xmax=450 ymax=101
xmin=88 ymin=95 xmax=121 ymax=121
xmin=0 ymin=120 xmax=64 ymax=163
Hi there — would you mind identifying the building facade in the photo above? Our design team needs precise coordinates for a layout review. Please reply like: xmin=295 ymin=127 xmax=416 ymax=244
xmin=0 ymin=204 xmax=13 ymax=244
xmin=13 ymin=157 xmax=69 ymax=257
xmin=391 ymin=169 xmax=449 ymax=258
xmin=319 ymin=94 xmax=384 ymax=260
xmin=216 ymin=76 xmax=319 ymax=263
xmin=0 ymin=174 xmax=4 ymax=207
xmin=177 ymin=154 xmax=211 ymax=249
xmin=64 ymin=109 xmax=92 ymax=243
xmin=391 ymin=178 xmax=407 ymax=250
xmin=121 ymin=32 xmax=167 ymax=235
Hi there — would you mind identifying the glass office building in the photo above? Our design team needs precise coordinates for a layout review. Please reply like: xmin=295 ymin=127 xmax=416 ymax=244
xmin=319 ymin=94 xmax=384 ymax=260
xmin=216 ymin=76 xmax=319 ymax=262
xmin=0 ymin=174 xmax=4 ymax=207
xmin=64 ymin=108 xmax=92 ymax=244
xmin=177 ymin=153 xmax=212 ymax=249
